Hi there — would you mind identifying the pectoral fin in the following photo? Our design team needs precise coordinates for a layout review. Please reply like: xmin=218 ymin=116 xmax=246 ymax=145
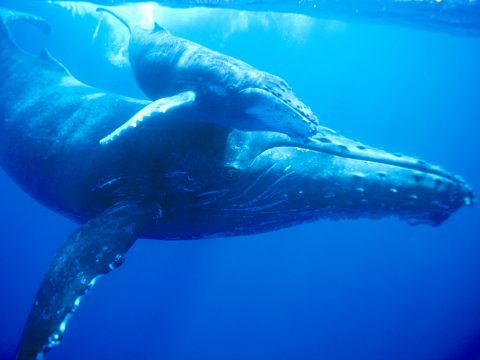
xmin=16 ymin=201 xmax=161 ymax=360
xmin=99 ymin=91 xmax=196 ymax=145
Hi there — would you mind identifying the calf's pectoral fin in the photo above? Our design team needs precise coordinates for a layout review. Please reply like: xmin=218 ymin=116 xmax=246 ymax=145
xmin=16 ymin=201 xmax=161 ymax=360
xmin=100 ymin=91 xmax=196 ymax=145
xmin=238 ymin=87 xmax=314 ymax=138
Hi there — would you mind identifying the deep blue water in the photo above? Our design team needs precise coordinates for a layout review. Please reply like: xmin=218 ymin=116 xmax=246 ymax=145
xmin=1 ymin=2 xmax=480 ymax=359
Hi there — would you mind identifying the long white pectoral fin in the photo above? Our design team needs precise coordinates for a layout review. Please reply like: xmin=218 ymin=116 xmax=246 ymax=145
xmin=99 ymin=91 xmax=196 ymax=145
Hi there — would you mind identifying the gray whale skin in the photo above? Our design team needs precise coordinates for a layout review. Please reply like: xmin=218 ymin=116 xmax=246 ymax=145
xmin=0 ymin=9 xmax=474 ymax=360
xmin=35 ymin=0 xmax=480 ymax=36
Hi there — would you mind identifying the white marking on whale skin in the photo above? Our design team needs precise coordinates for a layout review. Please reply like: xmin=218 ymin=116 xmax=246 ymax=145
xmin=84 ymin=92 xmax=106 ymax=100
xmin=41 ymin=273 xmax=105 ymax=358
xmin=44 ymin=312 xmax=72 ymax=357
xmin=59 ymin=314 xmax=71 ymax=334
xmin=177 ymin=43 xmax=204 ymax=68
xmin=99 ymin=91 xmax=196 ymax=145
xmin=242 ymin=170 xmax=294 ymax=207
xmin=92 ymin=14 xmax=104 ymax=41
xmin=60 ymin=75 xmax=84 ymax=88
xmin=89 ymin=274 xmax=103 ymax=288
xmin=94 ymin=176 xmax=122 ymax=191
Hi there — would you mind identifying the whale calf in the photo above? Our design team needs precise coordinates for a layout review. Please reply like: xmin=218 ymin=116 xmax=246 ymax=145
xmin=0 ymin=9 xmax=474 ymax=360
xmin=98 ymin=8 xmax=321 ymax=142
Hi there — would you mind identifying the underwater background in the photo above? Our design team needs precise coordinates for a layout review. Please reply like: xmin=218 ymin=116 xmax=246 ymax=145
xmin=0 ymin=1 xmax=480 ymax=359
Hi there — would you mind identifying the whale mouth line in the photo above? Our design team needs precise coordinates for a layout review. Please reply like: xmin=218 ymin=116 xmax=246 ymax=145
xmin=253 ymin=143 xmax=476 ymax=207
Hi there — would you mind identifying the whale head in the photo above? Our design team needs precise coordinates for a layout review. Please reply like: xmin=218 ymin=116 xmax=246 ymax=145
xmin=237 ymin=72 xmax=321 ymax=139
xmin=218 ymin=128 xmax=474 ymax=231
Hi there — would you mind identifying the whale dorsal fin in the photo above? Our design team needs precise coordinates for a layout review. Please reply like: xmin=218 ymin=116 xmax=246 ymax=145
xmin=100 ymin=91 xmax=196 ymax=145
xmin=97 ymin=7 xmax=166 ymax=34
xmin=97 ymin=7 xmax=131 ymax=34
xmin=16 ymin=201 xmax=162 ymax=360
xmin=154 ymin=22 xmax=165 ymax=33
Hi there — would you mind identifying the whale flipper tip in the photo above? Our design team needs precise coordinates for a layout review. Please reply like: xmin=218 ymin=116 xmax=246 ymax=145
xmin=16 ymin=201 xmax=161 ymax=360
xmin=100 ymin=91 xmax=196 ymax=145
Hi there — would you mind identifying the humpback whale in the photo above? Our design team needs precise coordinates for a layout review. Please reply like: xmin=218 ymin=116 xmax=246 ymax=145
xmin=97 ymin=8 xmax=321 ymax=141
xmin=0 ymin=9 xmax=474 ymax=360
xmin=33 ymin=0 xmax=480 ymax=36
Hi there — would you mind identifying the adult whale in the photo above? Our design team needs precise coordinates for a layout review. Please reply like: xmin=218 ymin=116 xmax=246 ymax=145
xmin=33 ymin=0 xmax=480 ymax=36
xmin=98 ymin=7 xmax=320 ymax=142
xmin=0 ymin=9 xmax=474 ymax=360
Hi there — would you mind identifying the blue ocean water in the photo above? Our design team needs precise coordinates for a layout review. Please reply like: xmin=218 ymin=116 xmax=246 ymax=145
xmin=1 ymin=2 xmax=480 ymax=359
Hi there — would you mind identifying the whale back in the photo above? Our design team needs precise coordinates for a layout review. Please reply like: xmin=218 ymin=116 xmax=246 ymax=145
xmin=0 ymin=9 xmax=51 ymax=55
xmin=0 ymin=10 xmax=57 ymax=115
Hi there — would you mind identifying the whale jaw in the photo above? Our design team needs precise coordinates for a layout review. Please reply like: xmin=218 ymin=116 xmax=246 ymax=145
xmin=220 ymin=129 xmax=474 ymax=229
